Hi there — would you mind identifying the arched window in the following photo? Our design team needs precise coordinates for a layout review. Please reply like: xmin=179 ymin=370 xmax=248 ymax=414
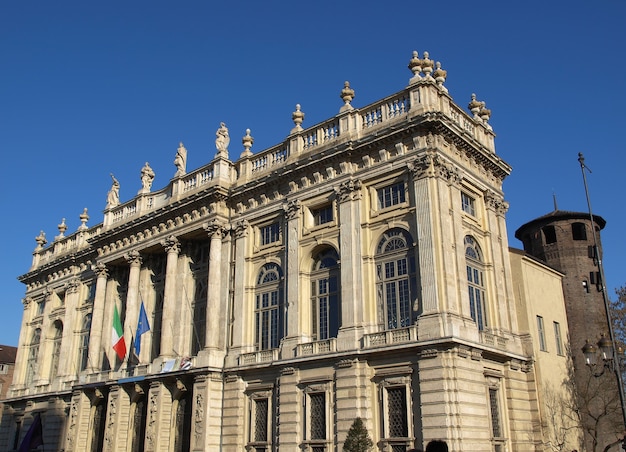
xmin=465 ymin=236 xmax=487 ymax=331
xmin=50 ymin=320 xmax=63 ymax=378
xmin=376 ymin=229 xmax=417 ymax=330
xmin=78 ymin=313 xmax=92 ymax=371
xmin=255 ymin=263 xmax=284 ymax=350
xmin=26 ymin=328 xmax=41 ymax=385
xmin=311 ymin=248 xmax=340 ymax=341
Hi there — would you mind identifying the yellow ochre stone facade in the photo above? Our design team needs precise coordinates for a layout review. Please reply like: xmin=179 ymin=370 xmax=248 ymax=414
xmin=1 ymin=51 xmax=576 ymax=451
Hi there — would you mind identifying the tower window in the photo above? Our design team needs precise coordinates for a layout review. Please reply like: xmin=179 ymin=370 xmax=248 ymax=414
xmin=572 ymin=222 xmax=587 ymax=240
xmin=543 ymin=225 xmax=557 ymax=244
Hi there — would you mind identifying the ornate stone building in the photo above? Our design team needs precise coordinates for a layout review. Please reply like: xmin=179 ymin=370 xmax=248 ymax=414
xmin=1 ymin=51 xmax=578 ymax=451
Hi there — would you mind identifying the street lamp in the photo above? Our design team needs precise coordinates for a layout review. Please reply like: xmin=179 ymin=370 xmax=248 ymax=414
xmin=582 ymin=334 xmax=626 ymax=377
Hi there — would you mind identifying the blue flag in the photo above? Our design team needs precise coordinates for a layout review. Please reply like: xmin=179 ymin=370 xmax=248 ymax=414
xmin=18 ymin=413 xmax=43 ymax=452
xmin=134 ymin=301 xmax=150 ymax=356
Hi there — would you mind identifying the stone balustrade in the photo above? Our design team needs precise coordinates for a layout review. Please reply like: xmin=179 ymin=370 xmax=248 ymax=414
xmin=29 ymin=59 xmax=496 ymax=270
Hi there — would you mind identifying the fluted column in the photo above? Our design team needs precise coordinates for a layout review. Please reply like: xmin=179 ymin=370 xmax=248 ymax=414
xmin=88 ymin=263 xmax=108 ymax=372
xmin=59 ymin=278 xmax=81 ymax=377
xmin=335 ymin=179 xmax=364 ymax=350
xmin=227 ymin=219 xmax=249 ymax=365
xmin=160 ymin=236 xmax=181 ymax=359
xmin=283 ymin=201 xmax=301 ymax=352
xmin=124 ymin=250 xmax=142 ymax=362
xmin=203 ymin=221 xmax=226 ymax=351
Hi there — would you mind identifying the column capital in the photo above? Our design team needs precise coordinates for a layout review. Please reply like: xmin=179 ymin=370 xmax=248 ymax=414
xmin=233 ymin=219 xmax=249 ymax=238
xmin=203 ymin=219 xmax=226 ymax=239
xmin=124 ymin=250 xmax=142 ymax=266
xmin=93 ymin=262 xmax=109 ymax=278
xmin=484 ymin=190 xmax=509 ymax=216
xmin=334 ymin=178 xmax=362 ymax=202
xmin=283 ymin=199 xmax=301 ymax=220
xmin=408 ymin=152 xmax=461 ymax=185
xmin=22 ymin=297 xmax=33 ymax=308
xmin=67 ymin=278 xmax=81 ymax=294
xmin=161 ymin=235 xmax=181 ymax=254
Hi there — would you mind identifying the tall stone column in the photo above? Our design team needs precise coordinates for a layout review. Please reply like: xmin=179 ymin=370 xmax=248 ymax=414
xmin=197 ymin=220 xmax=226 ymax=368
xmin=160 ymin=236 xmax=180 ymax=360
xmin=226 ymin=219 xmax=249 ymax=366
xmin=408 ymin=152 xmax=440 ymax=314
xmin=282 ymin=200 xmax=301 ymax=354
xmin=59 ymin=278 xmax=81 ymax=377
xmin=88 ymin=263 xmax=108 ymax=372
xmin=335 ymin=179 xmax=364 ymax=350
xmin=124 ymin=250 xmax=142 ymax=363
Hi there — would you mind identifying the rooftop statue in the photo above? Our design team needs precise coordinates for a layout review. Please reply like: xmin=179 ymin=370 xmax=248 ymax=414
xmin=215 ymin=122 xmax=230 ymax=157
xmin=106 ymin=173 xmax=120 ymax=208
xmin=139 ymin=162 xmax=155 ymax=194
xmin=174 ymin=142 xmax=187 ymax=177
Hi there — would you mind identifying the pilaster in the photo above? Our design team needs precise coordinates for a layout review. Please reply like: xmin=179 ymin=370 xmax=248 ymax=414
xmin=123 ymin=250 xmax=142 ymax=365
xmin=227 ymin=219 xmax=250 ymax=366
xmin=191 ymin=373 xmax=224 ymax=451
xmin=160 ymin=236 xmax=181 ymax=360
xmin=88 ymin=263 xmax=109 ymax=372
xmin=282 ymin=200 xmax=301 ymax=355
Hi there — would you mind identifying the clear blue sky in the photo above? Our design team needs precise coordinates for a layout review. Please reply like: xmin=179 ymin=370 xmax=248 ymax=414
xmin=1 ymin=1 xmax=624 ymax=346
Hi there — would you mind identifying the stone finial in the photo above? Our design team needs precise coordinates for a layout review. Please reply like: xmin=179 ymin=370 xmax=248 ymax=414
xmin=421 ymin=51 xmax=434 ymax=79
xmin=78 ymin=208 xmax=89 ymax=231
xmin=433 ymin=62 xmax=448 ymax=92
xmin=174 ymin=142 xmax=187 ymax=177
xmin=340 ymin=81 xmax=355 ymax=110
xmin=241 ymin=129 xmax=254 ymax=157
xmin=55 ymin=218 xmax=67 ymax=240
xmin=215 ymin=122 xmax=230 ymax=158
xmin=139 ymin=162 xmax=155 ymax=194
xmin=479 ymin=102 xmax=492 ymax=125
xmin=291 ymin=104 xmax=305 ymax=133
xmin=408 ymin=50 xmax=422 ymax=82
xmin=35 ymin=230 xmax=47 ymax=251
xmin=468 ymin=93 xmax=483 ymax=117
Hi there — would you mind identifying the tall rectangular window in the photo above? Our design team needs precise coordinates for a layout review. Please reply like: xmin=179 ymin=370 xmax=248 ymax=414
xmin=489 ymin=388 xmax=502 ymax=437
xmin=554 ymin=321 xmax=564 ymax=355
xmin=260 ymin=222 xmax=280 ymax=246
xmin=377 ymin=183 xmax=406 ymax=209
xmin=461 ymin=192 xmax=476 ymax=216
xmin=387 ymin=387 xmax=408 ymax=438
xmin=537 ymin=316 xmax=547 ymax=351
xmin=309 ymin=393 xmax=326 ymax=440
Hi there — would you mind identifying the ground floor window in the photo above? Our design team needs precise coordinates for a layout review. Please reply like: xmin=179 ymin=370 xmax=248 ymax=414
xmin=378 ymin=373 xmax=412 ymax=451
xmin=302 ymin=382 xmax=332 ymax=452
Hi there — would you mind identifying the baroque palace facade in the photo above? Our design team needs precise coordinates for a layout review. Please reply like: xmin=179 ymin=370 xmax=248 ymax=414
xmin=1 ymin=52 xmax=580 ymax=451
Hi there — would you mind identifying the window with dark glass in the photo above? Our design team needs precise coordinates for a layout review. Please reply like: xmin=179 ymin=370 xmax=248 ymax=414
xmin=572 ymin=222 xmax=587 ymax=241
xmin=311 ymin=249 xmax=340 ymax=340
xmin=466 ymin=236 xmax=487 ymax=331
xmin=376 ymin=229 xmax=417 ymax=330
xmin=309 ymin=393 xmax=326 ymax=440
xmin=50 ymin=320 xmax=63 ymax=378
xmin=79 ymin=314 xmax=92 ymax=371
xmin=26 ymin=328 xmax=41 ymax=385
xmin=312 ymin=204 xmax=333 ymax=225
xmin=377 ymin=182 xmax=406 ymax=209
xmin=260 ymin=222 xmax=281 ymax=246
xmin=543 ymin=225 xmax=557 ymax=244
xmin=461 ymin=192 xmax=476 ymax=216
xmin=255 ymin=263 xmax=284 ymax=350
xmin=387 ymin=386 xmax=408 ymax=438
xmin=537 ymin=315 xmax=547 ymax=352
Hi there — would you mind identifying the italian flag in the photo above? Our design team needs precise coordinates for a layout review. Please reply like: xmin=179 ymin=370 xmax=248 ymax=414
xmin=112 ymin=304 xmax=127 ymax=360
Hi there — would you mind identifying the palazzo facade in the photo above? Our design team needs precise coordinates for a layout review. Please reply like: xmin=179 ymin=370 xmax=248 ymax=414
xmin=1 ymin=51 xmax=574 ymax=451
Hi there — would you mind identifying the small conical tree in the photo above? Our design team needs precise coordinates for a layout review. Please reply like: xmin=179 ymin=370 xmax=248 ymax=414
xmin=343 ymin=417 xmax=374 ymax=452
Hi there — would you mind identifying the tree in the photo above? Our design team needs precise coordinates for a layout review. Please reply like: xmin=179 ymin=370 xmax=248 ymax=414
xmin=343 ymin=417 xmax=374 ymax=452
xmin=612 ymin=286 xmax=626 ymax=394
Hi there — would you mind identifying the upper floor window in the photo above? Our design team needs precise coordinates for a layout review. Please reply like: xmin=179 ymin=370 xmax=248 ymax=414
xmin=84 ymin=282 xmax=96 ymax=304
xmin=543 ymin=225 xmax=557 ymax=244
xmin=26 ymin=328 xmax=41 ymax=385
xmin=554 ymin=321 xmax=564 ymax=355
xmin=260 ymin=222 xmax=281 ymax=246
xmin=377 ymin=182 xmax=406 ymax=209
xmin=376 ymin=229 xmax=417 ymax=330
xmin=537 ymin=315 xmax=547 ymax=352
xmin=50 ymin=320 xmax=63 ymax=378
xmin=461 ymin=192 xmax=476 ymax=216
xmin=0 ymin=364 xmax=8 ymax=374
xmin=312 ymin=204 xmax=334 ymax=226
xmin=311 ymin=248 xmax=340 ymax=341
xmin=572 ymin=222 xmax=587 ymax=241
xmin=465 ymin=236 xmax=487 ymax=331
xmin=255 ymin=263 xmax=284 ymax=350
xmin=79 ymin=313 xmax=92 ymax=371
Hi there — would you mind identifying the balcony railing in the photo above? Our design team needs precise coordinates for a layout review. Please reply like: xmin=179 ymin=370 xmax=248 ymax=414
xmin=239 ymin=349 xmax=278 ymax=365
xmin=296 ymin=339 xmax=337 ymax=357
xmin=364 ymin=325 xmax=418 ymax=348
